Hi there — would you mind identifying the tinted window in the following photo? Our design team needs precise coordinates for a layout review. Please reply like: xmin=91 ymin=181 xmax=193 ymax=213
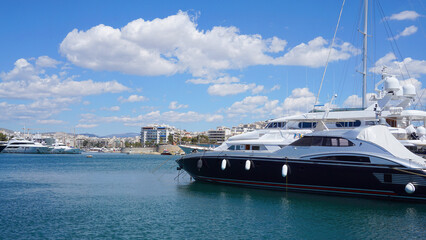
xmin=290 ymin=136 xmax=313 ymax=146
xmin=298 ymin=122 xmax=317 ymax=129
xmin=336 ymin=120 xmax=361 ymax=128
xmin=313 ymin=155 xmax=370 ymax=162
xmin=252 ymin=145 xmax=260 ymax=150
xmin=311 ymin=137 xmax=323 ymax=146
xmin=228 ymin=145 xmax=235 ymax=150
xmin=291 ymin=136 xmax=354 ymax=147
xmin=339 ymin=138 xmax=350 ymax=146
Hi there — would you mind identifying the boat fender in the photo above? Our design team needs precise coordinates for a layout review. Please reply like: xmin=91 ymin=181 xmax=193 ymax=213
xmin=405 ymin=182 xmax=415 ymax=194
xmin=245 ymin=160 xmax=251 ymax=171
xmin=282 ymin=164 xmax=289 ymax=178
xmin=197 ymin=159 xmax=203 ymax=169
xmin=221 ymin=159 xmax=228 ymax=170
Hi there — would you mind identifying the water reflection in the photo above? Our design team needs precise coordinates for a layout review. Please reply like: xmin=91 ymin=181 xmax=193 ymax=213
xmin=176 ymin=181 xmax=426 ymax=238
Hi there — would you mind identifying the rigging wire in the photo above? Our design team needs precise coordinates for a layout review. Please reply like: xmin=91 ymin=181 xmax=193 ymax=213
xmin=376 ymin=0 xmax=424 ymax=109
xmin=315 ymin=0 xmax=346 ymax=106
xmin=336 ymin=0 xmax=364 ymax=107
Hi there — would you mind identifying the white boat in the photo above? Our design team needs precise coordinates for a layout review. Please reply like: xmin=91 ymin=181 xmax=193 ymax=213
xmin=214 ymin=129 xmax=312 ymax=153
xmin=179 ymin=144 xmax=214 ymax=154
xmin=51 ymin=142 xmax=81 ymax=154
xmin=2 ymin=139 xmax=51 ymax=154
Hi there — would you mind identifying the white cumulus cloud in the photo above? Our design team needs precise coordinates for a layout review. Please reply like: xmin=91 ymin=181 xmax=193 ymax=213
xmin=0 ymin=57 xmax=129 ymax=123
xmin=76 ymin=124 xmax=98 ymax=128
xmin=118 ymin=95 xmax=148 ymax=103
xmin=186 ymin=76 xmax=240 ymax=85
xmin=275 ymin=37 xmax=360 ymax=67
xmin=387 ymin=10 xmax=421 ymax=21
xmin=36 ymin=119 xmax=66 ymax=124
xmin=225 ymin=88 xmax=317 ymax=119
xmin=342 ymin=94 xmax=374 ymax=108
xmin=60 ymin=11 xmax=359 ymax=79
xmin=0 ymin=58 xmax=129 ymax=99
xmin=169 ymin=101 xmax=188 ymax=110
xmin=101 ymin=106 xmax=120 ymax=111
xmin=207 ymin=83 xmax=264 ymax=96
xmin=35 ymin=56 xmax=61 ymax=68
xmin=60 ymin=11 xmax=287 ymax=78
xmin=370 ymin=53 xmax=426 ymax=78
xmin=390 ymin=25 xmax=418 ymax=40
xmin=78 ymin=110 xmax=223 ymax=127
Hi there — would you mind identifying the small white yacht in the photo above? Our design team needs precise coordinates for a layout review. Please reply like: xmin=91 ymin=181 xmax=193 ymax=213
xmin=51 ymin=142 xmax=81 ymax=154
xmin=214 ymin=129 xmax=313 ymax=153
xmin=2 ymin=139 xmax=51 ymax=154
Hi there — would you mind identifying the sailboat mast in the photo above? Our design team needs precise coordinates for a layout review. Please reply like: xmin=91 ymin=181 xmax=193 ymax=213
xmin=362 ymin=0 xmax=368 ymax=109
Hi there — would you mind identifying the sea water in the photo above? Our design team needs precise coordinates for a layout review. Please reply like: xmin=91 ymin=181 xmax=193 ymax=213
xmin=0 ymin=153 xmax=425 ymax=239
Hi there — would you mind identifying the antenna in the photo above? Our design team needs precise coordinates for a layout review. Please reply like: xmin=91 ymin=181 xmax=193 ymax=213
xmin=362 ymin=0 xmax=368 ymax=109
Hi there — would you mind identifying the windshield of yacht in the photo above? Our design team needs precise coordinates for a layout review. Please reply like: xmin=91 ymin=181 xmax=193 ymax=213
xmin=265 ymin=122 xmax=287 ymax=129
xmin=290 ymin=136 xmax=355 ymax=147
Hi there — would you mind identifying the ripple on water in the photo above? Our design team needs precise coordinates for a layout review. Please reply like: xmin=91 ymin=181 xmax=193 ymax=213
xmin=0 ymin=154 xmax=425 ymax=239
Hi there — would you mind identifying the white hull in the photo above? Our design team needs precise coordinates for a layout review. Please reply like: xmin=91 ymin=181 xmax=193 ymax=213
xmin=3 ymin=146 xmax=51 ymax=154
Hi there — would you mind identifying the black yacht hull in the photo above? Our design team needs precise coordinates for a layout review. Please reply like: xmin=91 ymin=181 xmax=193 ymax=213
xmin=177 ymin=155 xmax=426 ymax=202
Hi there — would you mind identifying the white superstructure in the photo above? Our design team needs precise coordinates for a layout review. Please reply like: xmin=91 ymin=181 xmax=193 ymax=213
xmin=51 ymin=142 xmax=81 ymax=154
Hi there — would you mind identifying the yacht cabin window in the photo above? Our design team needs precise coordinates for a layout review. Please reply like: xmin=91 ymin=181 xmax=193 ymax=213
xmin=290 ymin=136 xmax=354 ymax=147
xmin=265 ymin=122 xmax=287 ymax=129
xmin=298 ymin=122 xmax=317 ymax=129
xmin=227 ymin=145 xmax=242 ymax=150
xmin=227 ymin=144 xmax=261 ymax=151
xmin=335 ymin=120 xmax=361 ymax=128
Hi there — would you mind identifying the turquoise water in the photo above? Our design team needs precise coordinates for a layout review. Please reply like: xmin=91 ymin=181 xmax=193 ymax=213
xmin=0 ymin=153 xmax=425 ymax=239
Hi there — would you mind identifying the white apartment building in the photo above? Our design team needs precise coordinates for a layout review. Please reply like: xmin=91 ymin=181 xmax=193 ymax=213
xmin=230 ymin=121 xmax=266 ymax=136
xmin=207 ymin=127 xmax=231 ymax=144
xmin=140 ymin=125 xmax=174 ymax=146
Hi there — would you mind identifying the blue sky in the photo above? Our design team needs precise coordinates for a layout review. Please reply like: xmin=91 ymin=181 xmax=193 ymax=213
xmin=0 ymin=0 xmax=425 ymax=135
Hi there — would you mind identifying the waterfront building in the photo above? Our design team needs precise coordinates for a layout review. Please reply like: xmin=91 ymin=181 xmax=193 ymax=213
xmin=230 ymin=121 xmax=267 ymax=136
xmin=140 ymin=124 xmax=175 ymax=146
xmin=207 ymin=127 xmax=231 ymax=144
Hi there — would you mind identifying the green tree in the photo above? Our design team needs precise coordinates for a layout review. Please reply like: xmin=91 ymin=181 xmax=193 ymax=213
xmin=168 ymin=135 xmax=174 ymax=144
xmin=0 ymin=133 xmax=8 ymax=141
xmin=181 ymin=137 xmax=190 ymax=143
xmin=199 ymin=135 xmax=209 ymax=143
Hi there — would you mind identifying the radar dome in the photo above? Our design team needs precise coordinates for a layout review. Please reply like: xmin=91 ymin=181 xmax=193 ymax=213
xmin=403 ymin=84 xmax=416 ymax=97
xmin=417 ymin=126 xmax=426 ymax=137
xmin=406 ymin=125 xmax=416 ymax=134
xmin=384 ymin=76 xmax=400 ymax=92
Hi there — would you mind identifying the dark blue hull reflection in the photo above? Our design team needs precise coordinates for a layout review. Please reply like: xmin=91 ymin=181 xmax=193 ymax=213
xmin=177 ymin=156 xmax=426 ymax=202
